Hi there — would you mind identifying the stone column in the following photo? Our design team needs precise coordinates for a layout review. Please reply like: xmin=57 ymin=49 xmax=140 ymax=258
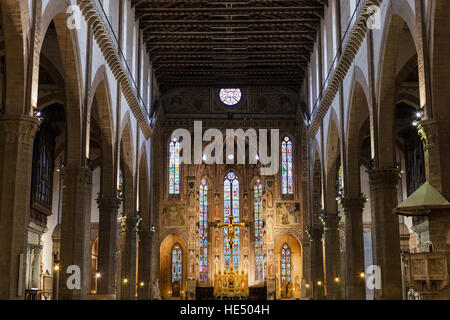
xmin=340 ymin=197 xmax=366 ymax=300
xmin=320 ymin=212 xmax=342 ymax=300
xmin=419 ymin=119 xmax=450 ymax=198
xmin=137 ymin=228 xmax=152 ymax=299
xmin=150 ymin=228 xmax=160 ymax=295
xmin=419 ymin=120 xmax=450 ymax=253
xmin=0 ymin=115 xmax=39 ymax=299
xmin=58 ymin=165 xmax=93 ymax=300
xmin=307 ymin=223 xmax=325 ymax=300
xmin=368 ymin=168 xmax=402 ymax=300
xmin=31 ymin=245 xmax=42 ymax=289
xmin=96 ymin=195 xmax=121 ymax=295
xmin=120 ymin=214 xmax=141 ymax=300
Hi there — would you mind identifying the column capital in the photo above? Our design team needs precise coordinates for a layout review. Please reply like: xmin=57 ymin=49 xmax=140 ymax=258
xmin=60 ymin=165 xmax=92 ymax=185
xmin=418 ymin=118 xmax=450 ymax=151
xmin=28 ymin=244 xmax=43 ymax=252
xmin=120 ymin=215 xmax=142 ymax=233
xmin=368 ymin=167 xmax=400 ymax=190
xmin=339 ymin=197 xmax=367 ymax=215
xmin=96 ymin=194 xmax=121 ymax=211
xmin=319 ymin=212 xmax=341 ymax=231
xmin=0 ymin=114 xmax=40 ymax=145
xmin=305 ymin=223 xmax=324 ymax=241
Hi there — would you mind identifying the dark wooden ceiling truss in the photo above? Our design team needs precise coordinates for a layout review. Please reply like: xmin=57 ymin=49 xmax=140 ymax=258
xmin=131 ymin=0 xmax=326 ymax=91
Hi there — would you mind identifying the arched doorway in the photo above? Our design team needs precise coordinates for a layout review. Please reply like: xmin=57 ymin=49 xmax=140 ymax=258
xmin=159 ymin=233 xmax=187 ymax=299
xmin=275 ymin=234 xmax=302 ymax=299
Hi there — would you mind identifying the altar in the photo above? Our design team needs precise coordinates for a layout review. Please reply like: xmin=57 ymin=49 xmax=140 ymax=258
xmin=214 ymin=265 xmax=249 ymax=299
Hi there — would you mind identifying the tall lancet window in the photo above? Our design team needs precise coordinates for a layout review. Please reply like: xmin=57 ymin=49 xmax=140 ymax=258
xmin=118 ymin=168 xmax=124 ymax=198
xmin=337 ymin=166 xmax=344 ymax=196
xmin=254 ymin=180 xmax=264 ymax=281
xmin=199 ymin=180 xmax=208 ymax=281
xmin=224 ymin=172 xmax=240 ymax=270
xmin=169 ymin=138 xmax=181 ymax=194
xmin=172 ymin=244 xmax=182 ymax=284
xmin=282 ymin=137 xmax=294 ymax=195
xmin=281 ymin=243 xmax=291 ymax=283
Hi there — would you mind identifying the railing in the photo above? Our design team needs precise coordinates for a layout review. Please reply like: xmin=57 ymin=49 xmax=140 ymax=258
xmin=310 ymin=0 xmax=366 ymax=122
xmin=93 ymin=0 xmax=151 ymax=123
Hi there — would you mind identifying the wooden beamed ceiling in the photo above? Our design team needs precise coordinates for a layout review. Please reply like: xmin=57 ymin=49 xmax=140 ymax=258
xmin=131 ymin=0 xmax=326 ymax=91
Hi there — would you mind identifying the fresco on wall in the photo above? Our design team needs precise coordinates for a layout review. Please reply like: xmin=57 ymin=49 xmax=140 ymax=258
xmin=162 ymin=88 xmax=210 ymax=113
xmin=161 ymin=203 xmax=186 ymax=227
xmin=276 ymin=202 xmax=301 ymax=226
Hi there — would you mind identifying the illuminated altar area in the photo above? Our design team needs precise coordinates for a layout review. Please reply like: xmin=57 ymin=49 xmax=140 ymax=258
xmin=213 ymin=265 xmax=249 ymax=299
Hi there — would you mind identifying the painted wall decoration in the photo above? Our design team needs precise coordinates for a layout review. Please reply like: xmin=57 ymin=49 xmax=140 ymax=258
xmin=161 ymin=204 xmax=186 ymax=227
xmin=276 ymin=202 xmax=301 ymax=226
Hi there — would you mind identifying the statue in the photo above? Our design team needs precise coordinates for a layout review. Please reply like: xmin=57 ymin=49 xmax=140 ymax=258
xmin=214 ymin=194 xmax=220 ymax=219
xmin=217 ymin=216 xmax=245 ymax=254
xmin=189 ymin=192 xmax=195 ymax=208
xmin=152 ymin=279 xmax=161 ymax=300
xmin=407 ymin=288 xmax=420 ymax=300
xmin=215 ymin=256 xmax=220 ymax=274
xmin=243 ymin=193 xmax=249 ymax=218
xmin=267 ymin=192 xmax=273 ymax=208
xmin=278 ymin=203 xmax=291 ymax=225
xmin=267 ymin=216 xmax=274 ymax=242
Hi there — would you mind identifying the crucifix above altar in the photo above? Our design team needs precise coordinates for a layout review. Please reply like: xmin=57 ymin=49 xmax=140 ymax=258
xmin=217 ymin=215 xmax=246 ymax=254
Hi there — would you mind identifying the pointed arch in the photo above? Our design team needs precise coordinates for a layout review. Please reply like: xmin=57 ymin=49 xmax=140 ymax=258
xmin=325 ymin=115 xmax=341 ymax=212
xmin=90 ymin=65 xmax=115 ymax=197
xmin=311 ymin=149 xmax=323 ymax=223
xmin=159 ymin=233 xmax=187 ymax=299
xmin=376 ymin=10 xmax=420 ymax=167
xmin=274 ymin=232 xmax=303 ymax=299
xmin=119 ymin=115 xmax=135 ymax=213
xmin=346 ymin=80 xmax=370 ymax=198
xmin=431 ymin=0 xmax=450 ymax=117
xmin=138 ymin=149 xmax=150 ymax=228
xmin=0 ymin=0 xmax=28 ymax=114
xmin=36 ymin=4 xmax=85 ymax=165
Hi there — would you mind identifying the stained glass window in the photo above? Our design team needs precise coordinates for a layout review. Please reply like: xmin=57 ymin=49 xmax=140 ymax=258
xmin=281 ymin=243 xmax=291 ymax=283
xmin=220 ymin=88 xmax=242 ymax=106
xmin=254 ymin=180 xmax=264 ymax=281
xmin=199 ymin=180 xmax=208 ymax=281
xmin=224 ymin=172 xmax=240 ymax=270
xmin=118 ymin=168 xmax=124 ymax=198
xmin=172 ymin=244 xmax=182 ymax=284
xmin=338 ymin=166 xmax=344 ymax=196
xmin=169 ymin=138 xmax=181 ymax=194
xmin=282 ymin=137 xmax=294 ymax=195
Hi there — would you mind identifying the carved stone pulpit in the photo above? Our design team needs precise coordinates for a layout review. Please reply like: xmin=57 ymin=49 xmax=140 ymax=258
xmin=403 ymin=252 xmax=449 ymax=300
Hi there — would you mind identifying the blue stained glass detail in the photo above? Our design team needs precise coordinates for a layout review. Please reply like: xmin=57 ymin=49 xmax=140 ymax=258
xmin=281 ymin=243 xmax=291 ymax=283
xmin=224 ymin=172 xmax=240 ymax=270
xmin=172 ymin=244 xmax=182 ymax=283
xmin=199 ymin=180 xmax=208 ymax=281
xmin=169 ymin=139 xmax=181 ymax=194
xmin=254 ymin=180 xmax=264 ymax=281
xmin=282 ymin=137 xmax=294 ymax=195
